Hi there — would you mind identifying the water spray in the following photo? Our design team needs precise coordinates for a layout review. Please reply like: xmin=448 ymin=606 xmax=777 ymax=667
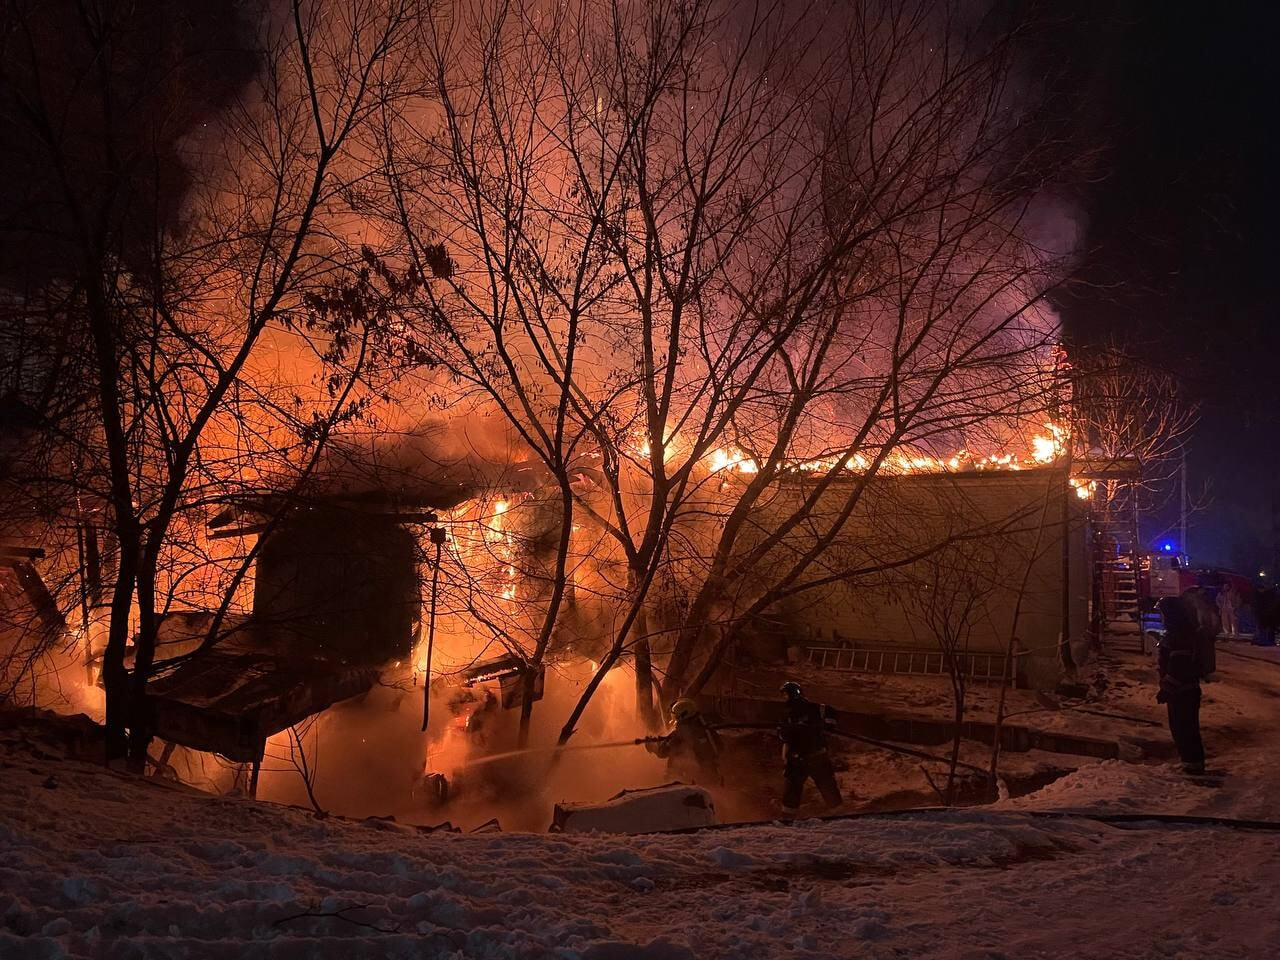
xmin=459 ymin=737 xmax=659 ymax=772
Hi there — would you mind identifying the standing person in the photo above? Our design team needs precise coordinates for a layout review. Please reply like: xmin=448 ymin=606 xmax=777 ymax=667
xmin=778 ymin=682 xmax=843 ymax=809
xmin=1255 ymin=586 xmax=1279 ymax=646
xmin=1156 ymin=596 xmax=1207 ymax=775
xmin=1216 ymin=582 xmax=1240 ymax=638
xmin=645 ymin=699 xmax=723 ymax=786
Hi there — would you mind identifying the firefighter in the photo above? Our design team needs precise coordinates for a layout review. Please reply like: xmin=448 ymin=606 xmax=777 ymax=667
xmin=1156 ymin=595 xmax=1206 ymax=774
xmin=778 ymin=681 xmax=843 ymax=809
xmin=645 ymin=698 xmax=723 ymax=786
xmin=456 ymin=686 xmax=499 ymax=751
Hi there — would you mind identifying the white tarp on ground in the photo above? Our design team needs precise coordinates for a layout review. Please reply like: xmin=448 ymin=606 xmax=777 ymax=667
xmin=551 ymin=784 xmax=716 ymax=834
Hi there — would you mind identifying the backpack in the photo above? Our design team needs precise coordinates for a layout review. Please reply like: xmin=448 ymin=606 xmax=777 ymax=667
xmin=1184 ymin=588 xmax=1219 ymax=678
xmin=1193 ymin=628 xmax=1216 ymax=679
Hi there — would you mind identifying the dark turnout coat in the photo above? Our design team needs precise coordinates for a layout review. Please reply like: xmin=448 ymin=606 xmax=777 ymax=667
xmin=778 ymin=698 xmax=830 ymax=758
xmin=650 ymin=716 xmax=722 ymax=785
xmin=1158 ymin=597 xmax=1204 ymax=696
xmin=778 ymin=696 xmax=842 ymax=808
xmin=1157 ymin=596 xmax=1206 ymax=768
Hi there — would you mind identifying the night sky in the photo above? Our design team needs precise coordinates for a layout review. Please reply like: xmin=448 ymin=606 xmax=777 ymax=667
xmin=1055 ymin=1 xmax=1280 ymax=576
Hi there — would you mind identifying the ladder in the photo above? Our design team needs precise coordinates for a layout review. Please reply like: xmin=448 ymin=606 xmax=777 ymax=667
xmin=803 ymin=643 xmax=1021 ymax=687
xmin=1091 ymin=499 xmax=1143 ymax=644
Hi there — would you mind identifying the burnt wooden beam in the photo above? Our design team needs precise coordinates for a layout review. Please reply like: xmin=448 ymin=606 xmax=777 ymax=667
xmin=0 ymin=544 xmax=45 ymax=561
xmin=5 ymin=559 xmax=65 ymax=638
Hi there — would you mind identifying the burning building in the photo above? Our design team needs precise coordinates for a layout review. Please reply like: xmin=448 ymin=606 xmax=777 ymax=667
xmin=0 ymin=0 xmax=1163 ymax=830
xmin=762 ymin=467 xmax=1090 ymax=690
xmin=137 ymin=492 xmax=454 ymax=788
xmin=131 ymin=426 xmax=1101 ymax=786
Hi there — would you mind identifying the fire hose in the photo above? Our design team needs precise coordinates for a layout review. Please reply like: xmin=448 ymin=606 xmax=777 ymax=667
xmin=460 ymin=726 xmax=990 ymax=777
xmin=705 ymin=721 xmax=992 ymax=777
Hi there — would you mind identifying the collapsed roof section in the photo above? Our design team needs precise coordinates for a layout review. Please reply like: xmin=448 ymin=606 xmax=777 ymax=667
xmin=146 ymin=490 xmax=452 ymax=764
xmin=146 ymin=634 xmax=378 ymax=763
xmin=0 ymin=541 xmax=65 ymax=647
xmin=207 ymin=488 xmax=470 ymax=540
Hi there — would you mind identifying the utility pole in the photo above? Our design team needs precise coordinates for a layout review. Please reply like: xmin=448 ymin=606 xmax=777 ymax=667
xmin=1271 ymin=486 xmax=1278 ymax=579
xmin=1180 ymin=451 xmax=1189 ymax=558
xmin=421 ymin=522 xmax=446 ymax=732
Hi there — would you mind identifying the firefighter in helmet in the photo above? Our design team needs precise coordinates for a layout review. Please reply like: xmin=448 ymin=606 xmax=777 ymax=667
xmin=778 ymin=681 xmax=843 ymax=808
xmin=645 ymin=698 xmax=723 ymax=786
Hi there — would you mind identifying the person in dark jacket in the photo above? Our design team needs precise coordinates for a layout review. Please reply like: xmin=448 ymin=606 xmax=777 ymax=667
xmin=1156 ymin=595 xmax=1206 ymax=774
xmin=646 ymin=698 xmax=723 ymax=786
xmin=1255 ymin=586 xmax=1280 ymax=646
xmin=778 ymin=682 xmax=843 ymax=808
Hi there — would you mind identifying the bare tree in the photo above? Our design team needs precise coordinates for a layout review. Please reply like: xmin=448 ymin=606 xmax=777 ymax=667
xmin=283 ymin=718 xmax=326 ymax=816
xmin=1068 ymin=336 xmax=1198 ymax=639
xmin=0 ymin=0 xmax=418 ymax=766
xmin=357 ymin=0 xmax=1079 ymax=746
xmin=1069 ymin=335 xmax=1198 ymax=507
xmin=987 ymin=476 xmax=1059 ymax=789
xmin=901 ymin=540 xmax=1000 ymax=804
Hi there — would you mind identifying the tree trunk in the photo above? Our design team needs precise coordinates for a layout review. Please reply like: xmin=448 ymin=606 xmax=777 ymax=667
xmin=685 ymin=623 xmax=736 ymax=699
xmin=125 ymin=554 xmax=160 ymax=773
xmin=152 ymin=740 xmax=177 ymax=779
xmin=634 ymin=630 xmax=658 ymax=732
xmin=661 ymin=591 xmax=717 ymax=700
xmin=1059 ymin=477 xmax=1077 ymax=676
xmin=517 ymin=669 xmax=538 ymax=746
xmin=83 ymin=268 xmax=139 ymax=766
xmin=518 ymin=482 xmax=575 ymax=747
xmin=101 ymin=537 xmax=138 ymax=764
xmin=946 ymin=686 xmax=964 ymax=806
xmin=942 ymin=644 xmax=966 ymax=806
xmin=988 ymin=638 xmax=1017 ymax=796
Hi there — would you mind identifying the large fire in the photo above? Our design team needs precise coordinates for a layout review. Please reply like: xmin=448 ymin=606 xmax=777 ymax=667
xmin=699 ymin=421 xmax=1089 ymax=490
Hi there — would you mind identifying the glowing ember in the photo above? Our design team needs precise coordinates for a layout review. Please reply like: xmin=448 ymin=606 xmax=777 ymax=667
xmin=637 ymin=439 xmax=679 ymax=463
xmin=1069 ymin=477 xmax=1097 ymax=500
xmin=707 ymin=447 xmax=758 ymax=474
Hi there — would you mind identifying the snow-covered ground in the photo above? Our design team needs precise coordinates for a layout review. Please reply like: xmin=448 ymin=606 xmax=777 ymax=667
xmin=3 ymin=727 xmax=1280 ymax=959
xmin=1219 ymin=639 xmax=1280 ymax=666
xmin=728 ymin=644 xmax=1280 ymax=820
xmin=996 ymin=645 xmax=1280 ymax=819
xmin=3 ymin=642 xmax=1279 ymax=958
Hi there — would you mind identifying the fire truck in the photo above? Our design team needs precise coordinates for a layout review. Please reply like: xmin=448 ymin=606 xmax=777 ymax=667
xmin=1140 ymin=549 xmax=1253 ymax=604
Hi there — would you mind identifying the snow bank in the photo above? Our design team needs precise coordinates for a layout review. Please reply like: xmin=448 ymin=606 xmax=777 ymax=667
xmin=998 ymin=759 xmax=1223 ymax=813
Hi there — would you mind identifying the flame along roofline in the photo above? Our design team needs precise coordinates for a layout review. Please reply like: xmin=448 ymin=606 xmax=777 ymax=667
xmin=768 ymin=461 xmax=1075 ymax=484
